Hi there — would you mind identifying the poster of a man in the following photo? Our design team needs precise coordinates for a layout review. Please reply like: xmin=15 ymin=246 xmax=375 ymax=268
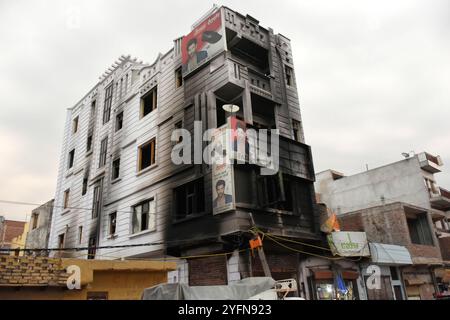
xmin=181 ymin=9 xmax=225 ymax=75
xmin=185 ymin=38 xmax=207 ymax=73
xmin=213 ymin=179 xmax=233 ymax=208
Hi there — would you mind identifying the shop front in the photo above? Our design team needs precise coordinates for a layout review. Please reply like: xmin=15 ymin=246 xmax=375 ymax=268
xmin=309 ymin=268 xmax=360 ymax=300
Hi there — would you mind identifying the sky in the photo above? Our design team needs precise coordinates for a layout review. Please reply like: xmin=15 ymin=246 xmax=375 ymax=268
xmin=0 ymin=0 xmax=449 ymax=221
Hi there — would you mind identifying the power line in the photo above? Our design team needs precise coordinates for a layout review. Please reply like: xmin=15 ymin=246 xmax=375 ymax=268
xmin=0 ymin=199 xmax=135 ymax=215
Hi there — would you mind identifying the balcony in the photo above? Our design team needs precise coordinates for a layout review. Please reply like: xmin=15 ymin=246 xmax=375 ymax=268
xmin=418 ymin=152 xmax=442 ymax=173
xmin=223 ymin=7 xmax=270 ymax=50
xmin=430 ymin=187 xmax=450 ymax=211
xmin=248 ymin=69 xmax=272 ymax=100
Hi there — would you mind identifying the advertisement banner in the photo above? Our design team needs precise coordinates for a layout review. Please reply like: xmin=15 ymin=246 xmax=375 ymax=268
xmin=181 ymin=9 xmax=225 ymax=76
xmin=211 ymin=122 xmax=235 ymax=215
xmin=327 ymin=231 xmax=370 ymax=257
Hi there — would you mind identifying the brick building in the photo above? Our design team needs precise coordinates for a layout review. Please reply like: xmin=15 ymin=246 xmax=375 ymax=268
xmin=0 ymin=217 xmax=26 ymax=254
xmin=315 ymin=151 xmax=450 ymax=299
xmin=339 ymin=202 xmax=442 ymax=299
xmin=0 ymin=255 xmax=175 ymax=300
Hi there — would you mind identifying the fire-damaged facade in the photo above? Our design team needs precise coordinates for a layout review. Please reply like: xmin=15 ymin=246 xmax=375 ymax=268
xmin=49 ymin=6 xmax=321 ymax=295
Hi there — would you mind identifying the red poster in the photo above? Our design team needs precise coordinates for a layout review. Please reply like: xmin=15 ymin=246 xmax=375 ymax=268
xmin=181 ymin=9 xmax=225 ymax=75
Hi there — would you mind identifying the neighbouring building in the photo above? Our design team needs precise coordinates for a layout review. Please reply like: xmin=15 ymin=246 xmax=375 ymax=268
xmin=315 ymin=152 xmax=450 ymax=299
xmin=0 ymin=255 xmax=175 ymax=300
xmin=9 ymin=222 xmax=29 ymax=257
xmin=0 ymin=218 xmax=26 ymax=255
xmin=338 ymin=202 xmax=442 ymax=300
xmin=48 ymin=5 xmax=322 ymax=296
xmin=25 ymin=199 xmax=55 ymax=256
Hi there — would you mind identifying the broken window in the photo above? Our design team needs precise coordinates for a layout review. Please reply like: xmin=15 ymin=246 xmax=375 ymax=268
xmin=138 ymin=138 xmax=156 ymax=171
xmin=58 ymin=233 xmax=65 ymax=249
xmin=285 ymin=65 xmax=293 ymax=86
xmin=82 ymin=177 xmax=88 ymax=196
xmin=99 ymin=137 xmax=108 ymax=168
xmin=112 ymin=158 xmax=120 ymax=180
xmin=140 ymin=87 xmax=157 ymax=118
xmin=256 ymin=172 xmax=312 ymax=215
xmin=92 ymin=184 xmax=101 ymax=219
xmin=31 ymin=213 xmax=39 ymax=230
xmin=407 ymin=213 xmax=434 ymax=246
xmin=175 ymin=67 xmax=183 ymax=88
xmin=132 ymin=198 xmax=156 ymax=233
xmin=86 ymin=134 xmax=93 ymax=153
xmin=72 ymin=116 xmax=79 ymax=134
xmin=102 ymin=83 xmax=113 ymax=124
xmin=115 ymin=111 xmax=123 ymax=132
xmin=68 ymin=149 xmax=75 ymax=169
xmin=109 ymin=212 xmax=117 ymax=236
xmin=292 ymin=120 xmax=302 ymax=142
xmin=63 ymin=189 xmax=70 ymax=209
xmin=174 ymin=178 xmax=205 ymax=220
xmin=88 ymin=236 xmax=96 ymax=259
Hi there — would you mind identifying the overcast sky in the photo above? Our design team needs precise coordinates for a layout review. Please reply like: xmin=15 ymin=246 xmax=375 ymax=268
xmin=0 ymin=0 xmax=449 ymax=221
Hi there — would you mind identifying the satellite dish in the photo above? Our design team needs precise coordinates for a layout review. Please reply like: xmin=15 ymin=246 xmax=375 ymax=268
xmin=222 ymin=104 xmax=240 ymax=113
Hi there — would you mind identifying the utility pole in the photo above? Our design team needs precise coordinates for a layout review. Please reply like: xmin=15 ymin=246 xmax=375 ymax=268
xmin=249 ymin=212 xmax=272 ymax=278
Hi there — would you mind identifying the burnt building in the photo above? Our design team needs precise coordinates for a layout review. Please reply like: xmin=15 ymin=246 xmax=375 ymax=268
xmin=49 ymin=6 xmax=321 ymax=294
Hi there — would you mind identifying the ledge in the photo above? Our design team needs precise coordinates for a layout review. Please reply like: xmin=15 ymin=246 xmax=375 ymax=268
xmin=136 ymin=164 xmax=158 ymax=177
xmin=129 ymin=228 xmax=156 ymax=239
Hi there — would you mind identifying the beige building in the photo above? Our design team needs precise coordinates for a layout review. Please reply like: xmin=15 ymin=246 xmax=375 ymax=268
xmin=0 ymin=255 xmax=175 ymax=300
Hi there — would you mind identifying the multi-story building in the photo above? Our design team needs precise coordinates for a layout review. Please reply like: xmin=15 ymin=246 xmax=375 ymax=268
xmin=25 ymin=199 xmax=54 ymax=256
xmin=315 ymin=152 xmax=450 ymax=299
xmin=315 ymin=152 xmax=450 ymax=249
xmin=48 ymin=6 xmax=320 ymax=293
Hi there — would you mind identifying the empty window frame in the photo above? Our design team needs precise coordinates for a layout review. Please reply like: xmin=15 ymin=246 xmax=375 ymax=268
xmin=132 ymin=198 xmax=156 ymax=233
xmin=58 ymin=233 xmax=65 ymax=249
xmin=109 ymin=212 xmax=117 ymax=236
xmin=292 ymin=120 xmax=302 ymax=142
xmin=86 ymin=134 xmax=93 ymax=153
xmin=78 ymin=226 xmax=83 ymax=244
xmin=92 ymin=185 xmax=101 ymax=219
xmin=82 ymin=177 xmax=88 ymax=196
xmin=140 ymin=87 xmax=157 ymax=118
xmin=68 ymin=149 xmax=75 ymax=169
xmin=285 ymin=65 xmax=293 ymax=86
xmin=102 ymin=83 xmax=113 ymax=124
xmin=31 ymin=213 xmax=39 ymax=230
xmin=72 ymin=116 xmax=79 ymax=134
xmin=138 ymin=138 xmax=156 ymax=171
xmin=63 ymin=189 xmax=70 ymax=209
xmin=174 ymin=178 xmax=205 ymax=220
xmin=115 ymin=111 xmax=123 ymax=132
xmin=407 ymin=213 xmax=434 ymax=246
xmin=99 ymin=137 xmax=108 ymax=168
xmin=175 ymin=67 xmax=183 ymax=88
xmin=112 ymin=158 xmax=120 ymax=180
xmin=88 ymin=236 xmax=96 ymax=259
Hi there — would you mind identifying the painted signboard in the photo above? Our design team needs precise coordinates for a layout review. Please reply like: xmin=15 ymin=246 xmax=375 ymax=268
xmin=327 ymin=231 xmax=370 ymax=257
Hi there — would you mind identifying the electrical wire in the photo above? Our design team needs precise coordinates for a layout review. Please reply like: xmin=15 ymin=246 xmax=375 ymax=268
xmin=0 ymin=199 xmax=136 ymax=215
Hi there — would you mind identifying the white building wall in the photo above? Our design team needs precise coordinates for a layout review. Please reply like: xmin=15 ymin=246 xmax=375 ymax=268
xmin=315 ymin=157 xmax=431 ymax=215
